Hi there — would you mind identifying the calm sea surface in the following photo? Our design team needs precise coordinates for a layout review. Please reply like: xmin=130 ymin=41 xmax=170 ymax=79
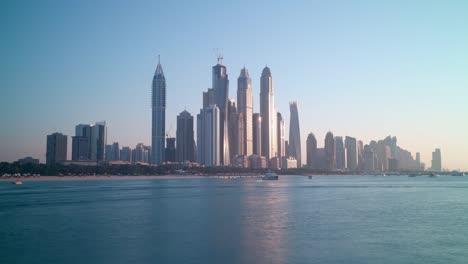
xmin=1 ymin=175 xmax=467 ymax=264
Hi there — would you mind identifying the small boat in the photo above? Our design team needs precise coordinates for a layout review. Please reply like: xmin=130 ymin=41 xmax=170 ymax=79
xmin=12 ymin=180 xmax=23 ymax=185
xmin=262 ymin=172 xmax=278 ymax=180
xmin=451 ymin=172 xmax=465 ymax=176
xmin=408 ymin=173 xmax=418 ymax=177
xmin=308 ymin=175 xmax=313 ymax=179
xmin=429 ymin=173 xmax=438 ymax=177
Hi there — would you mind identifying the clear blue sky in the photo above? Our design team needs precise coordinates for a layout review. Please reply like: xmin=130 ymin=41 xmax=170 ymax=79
xmin=1 ymin=0 xmax=467 ymax=170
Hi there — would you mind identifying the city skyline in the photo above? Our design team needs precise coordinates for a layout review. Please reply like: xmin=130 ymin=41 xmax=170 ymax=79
xmin=1 ymin=1 xmax=467 ymax=170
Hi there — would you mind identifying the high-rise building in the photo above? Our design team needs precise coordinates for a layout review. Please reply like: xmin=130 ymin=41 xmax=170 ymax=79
xmin=415 ymin=152 xmax=421 ymax=170
xmin=212 ymin=59 xmax=230 ymax=165
xmin=72 ymin=122 xmax=107 ymax=161
xmin=260 ymin=66 xmax=277 ymax=160
xmin=252 ymin=113 xmax=262 ymax=155
xmin=357 ymin=140 xmax=363 ymax=170
xmin=363 ymin=145 xmax=376 ymax=172
xmin=46 ymin=132 xmax=67 ymax=164
xmin=152 ymin=56 xmax=166 ymax=165
xmin=197 ymin=105 xmax=221 ymax=166
xmin=120 ymin=147 xmax=132 ymax=162
xmin=165 ymin=138 xmax=176 ymax=162
xmin=325 ymin=132 xmax=336 ymax=171
xmin=277 ymin=112 xmax=285 ymax=159
xmin=176 ymin=110 xmax=195 ymax=162
xmin=288 ymin=102 xmax=301 ymax=168
xmin=335 ymin=136 xmax=345 ymax=170
xmin=133 ymin=143 xmax=150 ymax=163
xmin=228 ymin=99 xmax=239 ymax=160
xmin=345 ymin=136 xmax=358 ymax=171
xmin=110 ymin=142 xmax=120 ymax=161
xmin=431 ymin=148 xmax=442 ymax=172
xmin=237 ymin=67 xmax=253 ymax=156
xmin=203 ymin=88 xmax=215 ymax=109
xmin=105 ymin=145 xmax=112 ymax=161
xmin=306 ymin=133 xmax=317 ymax=169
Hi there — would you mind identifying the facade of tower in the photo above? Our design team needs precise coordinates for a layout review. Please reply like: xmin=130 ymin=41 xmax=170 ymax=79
xmin=237 ymin=67 xmax=253 ymax=156
xmin=197 ymin=105 xmax=221 ymax=166
xmin=306 ymin=133 xmax=317 ymax=169
xmin=335 ymin=136 xmax=346 ymax=170
xmin=212 ymin=61 xmax=230 ymax=165
xmin=252 ymin=113 xmax=262 ymax=155
xmin=277 ymin=112 xmax=285 ymax=158
xmin=345 ymin=136 xmax=358 ymax=171
xmin=431 ymin=148 xmax=442 ymax=172
xmin=228 ymin=99 xmax=239 ymax=160
xmin=46 ymin=132 xmax=68 ymax=164
xmin=325 ymin=131 xmax=336 ymax=171
xmin=289 ymin=102 xmax=302 ymax=168
xmin=72 ymin=122 xmax=107 ymax=162
xmin=152 ymin=57 xmax=166 ymax=165
xmin=176 ymin=110 xmax=195 ymax=162
xmin=260 ymin=66 xmax=277 ymax=160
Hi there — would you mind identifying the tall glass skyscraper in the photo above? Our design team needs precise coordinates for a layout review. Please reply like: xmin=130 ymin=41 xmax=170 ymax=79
xmin=289 ymin=102 xmax=301 ymax=168
xmin=237 ymin=67 xmax=253 ymax=156
xmin=212 ymin=60 xmax=230 ymax=165
xmin=152 ymin=56 xmax=166 ymax=165
xmin=260 ymin=66 xmax=277 ymax=160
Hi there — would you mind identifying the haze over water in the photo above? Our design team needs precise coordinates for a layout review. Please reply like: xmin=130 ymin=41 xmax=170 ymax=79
xmin=1 ymin=176 xmax=467 ymax=264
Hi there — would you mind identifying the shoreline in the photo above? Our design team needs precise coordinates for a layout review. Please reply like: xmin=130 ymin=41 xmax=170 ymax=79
xmin=0 ymin=174 xmax=267 ymax=182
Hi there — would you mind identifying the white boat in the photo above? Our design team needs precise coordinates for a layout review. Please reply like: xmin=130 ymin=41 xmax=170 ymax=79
xmin=12 ymin=180 xmax=23 ymax=185
xmin=262 ymin=172 xmax=278 ymax=180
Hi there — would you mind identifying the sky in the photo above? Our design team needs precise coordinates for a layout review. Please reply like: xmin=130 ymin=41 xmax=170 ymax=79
xmin=1 ymin=0 xmax=467 ymax=170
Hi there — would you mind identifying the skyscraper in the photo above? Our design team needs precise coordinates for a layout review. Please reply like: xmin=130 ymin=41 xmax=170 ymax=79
xmin=345 ymin=136 xmax=358 ymax=171
xmin=277 ymin=112 xmax=285 ymax=159
xmin=165 ymin=138 xmax=176 ymax=162
xmin=252 ymin=113 xmax=262 ymax=155
xmin=120 ymin=147 xmax=132 ymax=162
xmin=431 ymin=148 xmax=442 ymax=172
xmin=72 ymin=122 xmax=107 ymax=162
xmin=325 ymin=131 xmax=336 ymax=171
xmin=260 ymin=66 xmax=277 ymax=160
xmin=306 ymin=133 xmax=317 ymax=169
xmin=289 ymin=102 xmax=302 ymax=168
xmin=363 ymin=145 xmax=376 ymax=172
xmin=197 ymin=105 xmax=221 ymax=166
xmin=228 ymin=99 xmax=239 ymax=160
xmin=46 ymin=132 xmax=67 ymax=164
xmin=110 ymin=142 xmax=120 ymax=161
xmin=212 ymin=59 xmax=230 ymax=165
xmin=176 ymin=110 xmax=195 ymax=162
xmin=237 ymin=67 xmax=253 ymax=156
xmin=152 ymin=56 xmax=166 ymax=165
xmin=335 ymin=136 xmax=345 ymax=170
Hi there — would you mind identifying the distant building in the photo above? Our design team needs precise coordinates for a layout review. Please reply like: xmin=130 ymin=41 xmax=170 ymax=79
xmin=388 ymin=158 xmax=398 ymax=171
xmin=46 ymin=132 xmax=67 ymax=164
xmin=165 ymin=138 xmax=176 ymax=162
xmin=252 ymin=113 xmax=262 ymax=155
xmin=110 ymin=142 xmax=120 ymax=161
xmin=105 ymin=145 xmax=112 ymax=161
xmin=133 ymin=143 xmax=150 ymax=163
xmin=17 ymin=157 xmax=39 ymax=165
xmin=345 ymin=136 xmax=358 ymax=171
xmin=152 ymin=56 xmax=166 ymax=165
xmin=212 ymin=60 xmax=230 ymax=165
xmin=289 ymin=102 xmax=302 ymax=168
xmin=260 ymin=66 xmax=277 ymax=160
xmin=277 ymin=112 xmax=285 ymax=160
xmin=283 ymin=157 xmax=298 ymax=169
xmin=228 ymin=99 xmax=239 ymax=160
xmin=197 ymin=105 xmax=221 ymax=166
xmin=316 ymin=148 xmax=327 ymax=170
xmin=120 ymin=147 xmax=132 ymax=162
xmin=176 ymin=110 xmax=195 ymax=162
xmin=363 ymin=145 xmax=376 ymax=172
xmin=306 ymin=133 xmax=317 ymax=169
xmin=232 ymin=155 xmax=248 ymax=168
xmin=72 ymin=122 xmax=107 ymax=162
xmin=237 ymin=67 xmax=253 ymax=156
xmin=325 ymin=132 xmax=336 ymax=171
xmin=248 ymin=154 xmax=267 ymax=169
xmin=335 ymin=136 xmax=345 ymax=170
xmin=431 ymin=148 xmax=442 ymax=172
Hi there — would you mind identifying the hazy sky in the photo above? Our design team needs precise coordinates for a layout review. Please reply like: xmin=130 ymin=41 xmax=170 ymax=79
xmin=1 ymin=0 xmax=467 ymax=170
